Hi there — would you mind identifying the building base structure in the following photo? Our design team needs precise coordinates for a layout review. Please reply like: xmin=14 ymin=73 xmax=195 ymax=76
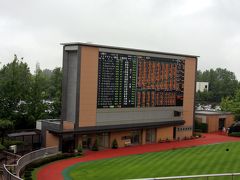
xmin=42 ymin=42 xmax=198 ymax=152
xmin=195 ymin=111 xmax=235 ymax=133
xmin=45 ymin=119 xmax=194 ymax=151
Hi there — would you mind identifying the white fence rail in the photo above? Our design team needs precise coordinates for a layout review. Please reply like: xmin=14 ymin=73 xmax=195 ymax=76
xmin=2 ymin=146 xmax=59 ymax=180
xmin=131 ymin=173 xmax=240 ymax=180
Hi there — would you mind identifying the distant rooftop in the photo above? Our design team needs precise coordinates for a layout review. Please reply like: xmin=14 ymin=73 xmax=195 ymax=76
xmin=37 ymin=119 xmax=61 ymax=124
xmin=195 ymin=110 xmax=232 ymax=116
xmin=8 ymin=131 xmax=39 ymax=137
xmin=61 ymin=42 xmax=199 ymax=58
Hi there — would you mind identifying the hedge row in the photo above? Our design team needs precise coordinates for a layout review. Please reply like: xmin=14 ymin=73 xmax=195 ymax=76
xmin=23 ymin=153 xmax=77 ymax=179
xmin=229 ymin=132 xmax=240 ymax=137
xmin=0 ymin=143 xmax=5 ymax=151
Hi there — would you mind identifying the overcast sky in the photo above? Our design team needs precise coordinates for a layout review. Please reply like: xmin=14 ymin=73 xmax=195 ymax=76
xmin=0 ymin=0 xmax=240 ymax=79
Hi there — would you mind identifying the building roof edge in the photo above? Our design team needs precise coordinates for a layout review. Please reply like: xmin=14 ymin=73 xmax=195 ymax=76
xmin=61 ymin=42 xmax=199 ymax=58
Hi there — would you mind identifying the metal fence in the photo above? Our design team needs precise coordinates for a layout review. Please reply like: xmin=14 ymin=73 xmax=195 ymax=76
xmin=131 ymin=173 xmax=240 ymax=180
xmin=2 ymin=146 xmax=59 ymax=180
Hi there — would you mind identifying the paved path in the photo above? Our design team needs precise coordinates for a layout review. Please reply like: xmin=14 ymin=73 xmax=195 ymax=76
xmin=37 ymin=133 xmax=240 ymax=180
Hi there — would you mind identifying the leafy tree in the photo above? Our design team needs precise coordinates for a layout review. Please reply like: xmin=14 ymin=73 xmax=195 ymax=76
xmin=221 ymin=89 xmax=240 ymax=121
xmin=0 ymin=143 xmax=5 ymax=151
xmin=42 ymin=68 xmax=53 ymax=78
xmin=47 ymin=67 xmax=62 ymax=118
xmin=197 ymin=68 xmax=239 ymax=103
xmin=27 ymin=66 xmax=62 ymax=122
xmin=28 ymin=64 xmax=51 ymax=124
xmin=0 ymin=119 xmax=13 ymax=144
xmin=0 ymin=56 xmax=63 ymax=129
xmin=0 ymin=55 xmax=31 ymax=122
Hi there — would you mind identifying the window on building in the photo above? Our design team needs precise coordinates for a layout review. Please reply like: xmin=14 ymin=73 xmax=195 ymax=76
xmin=174 ymin=111 xmax=181 ymax=117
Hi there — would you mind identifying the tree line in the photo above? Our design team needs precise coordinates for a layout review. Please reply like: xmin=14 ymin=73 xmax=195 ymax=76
xmin=1 ymin=56 xmax=240 ymax=131
xmin=0 ymin=55 xmax=62 ymax=130
xmin=196 ymin=68 xmax=240 ymax=120
xmin=196 ymin=68 xmax=239 ymax=103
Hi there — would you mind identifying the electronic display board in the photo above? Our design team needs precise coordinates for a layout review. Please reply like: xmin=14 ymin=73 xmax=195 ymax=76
xmin=97 ymin=52 xmax=137 ymax=108
xmin=136 ymin=57 xmax=184 ymax=107
xmin=97 ymin=52 xmax=184 ymax=108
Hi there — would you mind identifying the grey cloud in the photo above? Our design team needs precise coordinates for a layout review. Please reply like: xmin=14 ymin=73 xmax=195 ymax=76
xmin=0 ymin=0 xmax=240 ymax=79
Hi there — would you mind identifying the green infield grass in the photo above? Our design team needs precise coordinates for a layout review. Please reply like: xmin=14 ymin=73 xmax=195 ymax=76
xmin=63 ymin=142 xmax=240 ymax=180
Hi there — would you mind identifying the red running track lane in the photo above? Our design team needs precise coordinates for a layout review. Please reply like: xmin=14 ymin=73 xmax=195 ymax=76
xmin=37 ymin=133 xmax=240 ymax=180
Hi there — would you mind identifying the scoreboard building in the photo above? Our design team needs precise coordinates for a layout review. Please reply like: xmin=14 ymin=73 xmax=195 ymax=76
xmin=43 ymin=42 xmax=198 ymax=151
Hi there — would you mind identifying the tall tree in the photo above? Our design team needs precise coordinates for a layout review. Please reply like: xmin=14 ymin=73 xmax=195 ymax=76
xmin=0 ymin=57 xmax=63 ymax=129
xmin=28 ymin=67 xmax=62 ymax=121
xmin=0 ymin=119 xmax=13 ymax=144
xmin=221 ymin=89 xmax=240 ymax=121
xmin=196 ymin=68 xmax=239 ymax=103
xmin=28 ymin=64 xmax=50 ymax=124
xmin=0 ymin=55 xmax=31 ymax=121
xmin=48 ymin=67 xmax=62 ymax=118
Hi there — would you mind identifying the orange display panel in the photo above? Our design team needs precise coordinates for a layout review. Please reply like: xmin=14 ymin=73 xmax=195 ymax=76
xmin=136 ymin=57 xmax=184 ymax=107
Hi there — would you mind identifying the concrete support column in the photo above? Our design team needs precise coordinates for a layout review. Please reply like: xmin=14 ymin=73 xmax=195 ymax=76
xmin=46 ymin=130 xmax=59 ymax=148
xmin=75 ymin=135 xmax=82 ymax=148
xmin=59 ymin=135 xmax=63 ymax=152
xmin=142 ymin=129 xmax=146 ymax=145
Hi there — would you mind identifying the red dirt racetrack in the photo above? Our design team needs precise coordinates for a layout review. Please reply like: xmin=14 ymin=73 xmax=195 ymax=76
xmin=37 ymin=133 xmax=240 ymax=180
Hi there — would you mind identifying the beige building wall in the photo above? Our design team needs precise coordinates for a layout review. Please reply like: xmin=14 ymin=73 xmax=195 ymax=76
xmin=175 ymin=128 xmax=192 ymax=139
xmin=177 ymin=57 xmax=197 ymax=139
xmin=79 ymin=46 xmax=99 ymax=127
xmin=156 ymin=127 xmax=173 ymax=142
xmin=63 ymin=121 xmax=74 ymax=130
xmin=46 ymin=130 xmax=59 ymax=147
xmin=110 ymin=131 xmax=132 ymax=148
xmin=141 ymin=129 xmax=146 ymax=145
xmin=183 ymin=58 xmax=196 ymax=126
xmin=207 ymin=116 xmax=219 ymax=132
xmin=196 ymin=114 xmax=235 ymax=133
xmin=225 ymin=115 xmax=235 ymax=128
xmin=207 ymin=115 xmax=235 ymax=133
xmin=75 ymin=135 xmax=82 ymax=147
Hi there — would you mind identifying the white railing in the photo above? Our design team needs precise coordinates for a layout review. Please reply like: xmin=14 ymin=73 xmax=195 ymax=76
xmin=2 ymin=146 xmax=59 ymax=180
xmin=130 ymin=173 xmax=240 ymax=180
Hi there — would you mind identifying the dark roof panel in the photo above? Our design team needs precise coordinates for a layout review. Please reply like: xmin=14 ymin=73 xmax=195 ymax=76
xmin=8 ymin=131 xmax=38 ymax=137
xmin=48 ymin=120 xmax=185 ymax=135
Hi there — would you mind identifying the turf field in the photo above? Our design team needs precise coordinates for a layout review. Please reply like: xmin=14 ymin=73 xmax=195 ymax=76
xmin=63 ymin=142 xmax=240 ymax=180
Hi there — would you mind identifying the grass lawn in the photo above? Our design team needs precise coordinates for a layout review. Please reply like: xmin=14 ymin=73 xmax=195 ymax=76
xmin=63 ymin=142 xmax=240 ymax=180
xmin=31 ymin=167 xmax=40 ymax=180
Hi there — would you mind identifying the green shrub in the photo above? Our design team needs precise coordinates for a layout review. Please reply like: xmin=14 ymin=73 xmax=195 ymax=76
xmin=112 ymin=139 xmax=118 ymax=149
xmin=3 ymin=139 xmax=24 ymax=148
xmin=24 ymin=177 xmax=32 ymax=180
xmin=25 ymin=153 xmax=75 ymax=169
xmin=194 ymin=120 xmax=208 ymax=133
xmin=77 ymin=145 xmax=83 ymax=155
xmin=229 ymin=132 xmax=240 ymax=137
xmin=92 ymin=139 xmax=99 ymax=151
xmin=27 ymin=168 xmax=34 ymax=171
xmin=24 ymin=171 xmax=31 ymax=177
xmin=24 ymin=153 xmax=76 ymax=179
xmin=0 ymin=143 xmax=5 ymax=151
